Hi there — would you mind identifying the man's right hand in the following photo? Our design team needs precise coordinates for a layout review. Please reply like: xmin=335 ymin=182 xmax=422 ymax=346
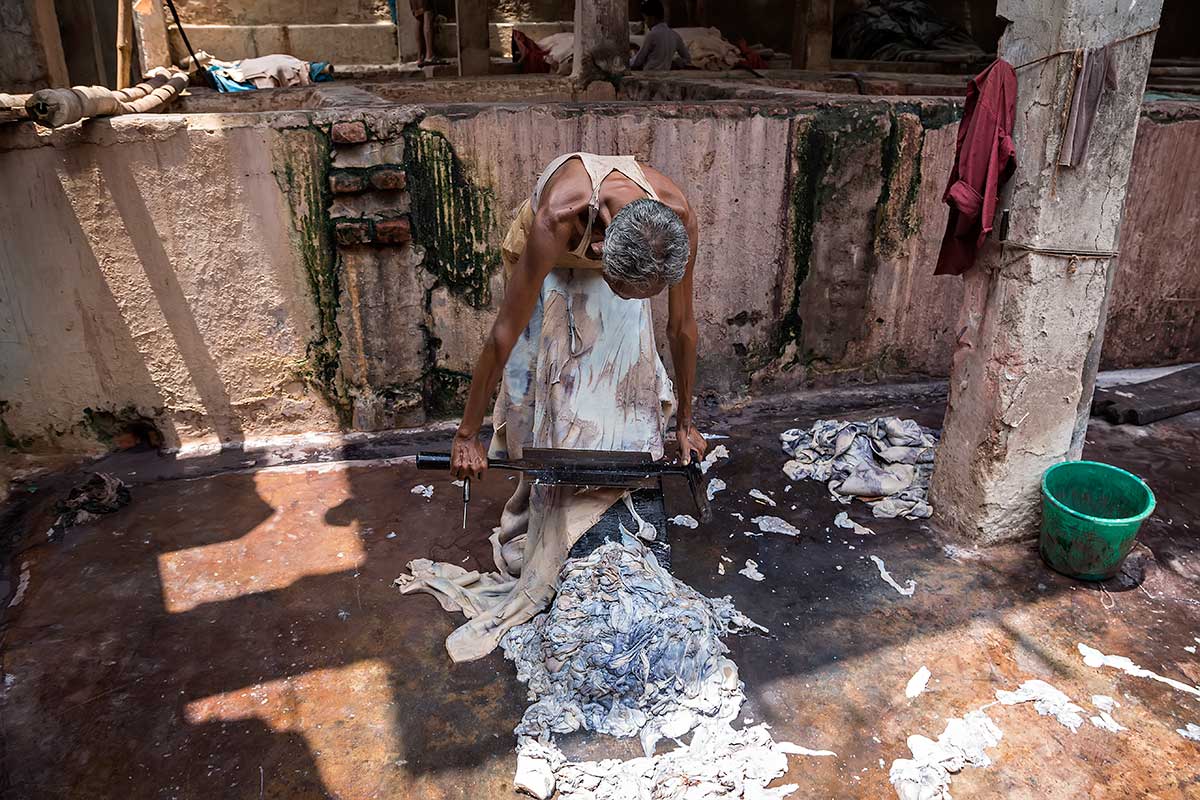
xmin=451 ymin=431 xmax=488 ymax=480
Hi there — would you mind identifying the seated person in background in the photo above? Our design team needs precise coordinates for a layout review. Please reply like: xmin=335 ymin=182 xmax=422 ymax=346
xmin=630 ymin=0 xmax=692 ymax=71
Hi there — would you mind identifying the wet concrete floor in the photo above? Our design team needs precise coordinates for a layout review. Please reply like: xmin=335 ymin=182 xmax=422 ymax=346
xmin=2 ymin=384 xmax=1199 ymax=799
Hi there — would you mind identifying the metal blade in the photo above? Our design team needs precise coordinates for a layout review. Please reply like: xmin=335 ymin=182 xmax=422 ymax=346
xmin=520 ymin=448 xmax=655 ymax=466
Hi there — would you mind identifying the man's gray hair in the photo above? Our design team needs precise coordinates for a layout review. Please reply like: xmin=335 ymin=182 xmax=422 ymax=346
xmin=603 ymin=198 xmax=689 ymax=290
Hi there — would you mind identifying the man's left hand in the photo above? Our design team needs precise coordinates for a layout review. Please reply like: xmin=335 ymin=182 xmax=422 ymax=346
xmin=676 ymin=423 xmax=707 ymax=465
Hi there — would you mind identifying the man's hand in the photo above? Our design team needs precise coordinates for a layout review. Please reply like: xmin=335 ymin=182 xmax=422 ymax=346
xmin=451 ymin=431 xmax=488 ymax=480
xmin=676 ymin=423 xmax=707 ymax=465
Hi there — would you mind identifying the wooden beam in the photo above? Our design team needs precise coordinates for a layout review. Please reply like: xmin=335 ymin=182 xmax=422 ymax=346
xmin=116 ymin=0 xmax=134 ymax=89
xmin=455 ymin=0 xmax=491 ymax=75
xmin=132 ymin=0 xmax=172 ymax=72
xmin=27 ymin=0 xmax=69 ymax=87
xmin=791 ymin=0 xmax=833 ymax=70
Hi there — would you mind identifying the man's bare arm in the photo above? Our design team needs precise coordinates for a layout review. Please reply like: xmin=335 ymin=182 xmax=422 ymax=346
xmin=666 ymin=207 xmax=705 ymax=464
xmin=451 ymin=209 xmax=569 ymax=479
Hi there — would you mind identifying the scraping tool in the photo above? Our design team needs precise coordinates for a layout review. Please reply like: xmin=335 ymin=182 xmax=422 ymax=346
xmin=417 ymin=448 xmax=711 ymax=529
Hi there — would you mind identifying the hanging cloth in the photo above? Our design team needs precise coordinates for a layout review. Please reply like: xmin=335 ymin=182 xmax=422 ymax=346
xmin=934 ymin=58 xmax=1017 ymax=276
xmin=1058 ymin=45 xmax=1118 ymax=168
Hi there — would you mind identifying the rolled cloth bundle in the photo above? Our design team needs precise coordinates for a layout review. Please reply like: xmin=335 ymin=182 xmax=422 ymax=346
xmin=24 ymin=68 xmax=190 ymax=128
xmin=0 ymin=93 xmax=30 ymax=122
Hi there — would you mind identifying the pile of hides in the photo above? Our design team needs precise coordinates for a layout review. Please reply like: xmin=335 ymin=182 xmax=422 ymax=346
xmin=779 ymin=417 xmax=938 ymax=519
xmin=206 ymin=54 xmax=333 ymax=92
xmin=675 ymin=27 xmax=742 ymax=71
xmin=49 ymin=473 xmax=130 ymax=537
xmin=505 ymin=534 xmax=812 ymax=799
xmin=537 ymin=26 xmax=742 ymax=74
xmin=834 ymin=0 xmax=986 ymax=62
xmin=502 ymin=533 xmax=760 ymax=755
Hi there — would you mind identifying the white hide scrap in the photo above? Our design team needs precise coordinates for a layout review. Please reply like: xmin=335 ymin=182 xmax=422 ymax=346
xmin=834 ymin=511 xmax=876 ymax=536
xmin=889 ymin=710 xmax=1003 ymax=800
xmin=739 ymin=560 xmax=765 ymax=582
xmin=1088 ymin=695 xmax=1126 ymax=731
xmin=905 ymin=666 xmax=931 ymax=699
xmin=752 ymin=516 xmax=802 ymax=537
xmin=668 ymin=514 xmax=700 ymax=529
xmin=701 ymin=444 xmax=730 ymax=475
xmin=1078 ymin=643 xmax=1200 ymax=699
xmin=869 ymin=555 xmax=916 ymax=596
xmin=995 ymin=680 xmax=1086 ymax=732
xmin=707 ymin=478 xmax=727 ymax=501
xmin=517 ymin=721 xmax=835 ymax=800
xmin=748 ymin=489 xmax=776 ymax=506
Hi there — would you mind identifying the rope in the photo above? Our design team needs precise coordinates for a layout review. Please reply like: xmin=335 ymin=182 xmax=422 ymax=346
xmin=999 ymin=240 xmax=1119 ymax=276
xmin=1012 ymin=24 xmax=1160 ymax=71
xmin=1002 ymin=241 xmax=1119 ymax=259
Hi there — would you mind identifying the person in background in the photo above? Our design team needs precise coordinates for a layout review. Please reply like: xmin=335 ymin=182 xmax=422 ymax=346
xmin=410 ymin=0 xmax=446 ymax=67
xmin=630 ymin=0 xmax=692 ymax=71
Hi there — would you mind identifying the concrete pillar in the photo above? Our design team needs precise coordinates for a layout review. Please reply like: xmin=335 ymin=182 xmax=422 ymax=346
xmin=454 ymin=0 xmax=490 ymax=75
xmin=791 ymin=0 xmax=833 ymax=70
xmin=573 ymin=0 xmax=628 ymax=82
xmin=395 ymin=8 xmax=418 ymax=63
xmin=930 ymin=0 xmax=1164 ymax=544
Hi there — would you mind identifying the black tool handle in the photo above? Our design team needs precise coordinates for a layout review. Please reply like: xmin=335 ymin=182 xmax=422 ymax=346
xmin=416 ymin=451 xmax=453 ymax=470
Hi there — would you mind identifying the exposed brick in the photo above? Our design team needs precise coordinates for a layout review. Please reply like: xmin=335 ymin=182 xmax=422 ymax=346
xmin=330 ymin=120 xmax=368 ymax=144
xmin=329 ymin=170 xmax=367 ymax=194
xmin=369 ymin=167 xmax=407 ymax=192
xmin=374 ymin=217 xmax=412 ymax=245
xmin=334 ymin=219 xmax=372 ymax=246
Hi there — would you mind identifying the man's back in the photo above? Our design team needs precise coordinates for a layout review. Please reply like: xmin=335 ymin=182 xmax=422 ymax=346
xmin=631 ymin=22 xmax=691 ymax=72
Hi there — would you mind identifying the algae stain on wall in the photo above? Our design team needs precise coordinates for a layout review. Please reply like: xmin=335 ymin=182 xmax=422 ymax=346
xmin=272 ymin=128 xmax=352 ymax=424
xmin=780 ymin=107 xmax=881 ymax=359
xmin=778 ymin=103 xmax=960 ymax=371
xmin=402 ymin=125 xmax=499 ymax=308
xmin=873 ymin=111 xmax=925 ymax=259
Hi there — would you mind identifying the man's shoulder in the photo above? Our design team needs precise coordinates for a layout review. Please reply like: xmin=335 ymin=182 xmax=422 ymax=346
xmin=641 ymin=166 xmax=691 ymax=221
xmin=535 ymin=175 xmax=590 ymax=228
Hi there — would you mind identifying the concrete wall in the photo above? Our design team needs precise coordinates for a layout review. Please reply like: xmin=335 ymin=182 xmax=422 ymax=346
xmin=0 ymin=114 xmax=341 ymax=452
xmin=172 ymin=0 xmax=398 ymax=64
xmin=1 ymin=87 xmax=1198 ymax=455
xmin=1104 ymin=106 xmax=1200 ymax=368
xmin=174 ymin=0 xmax=391 ymax=25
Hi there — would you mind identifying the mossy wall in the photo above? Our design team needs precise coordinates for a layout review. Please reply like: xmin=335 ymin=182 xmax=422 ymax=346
xmin=402 ymin=126 xmax=499 ymax=308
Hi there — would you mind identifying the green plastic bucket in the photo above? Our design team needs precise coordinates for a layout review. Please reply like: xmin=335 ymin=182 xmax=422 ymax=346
xmin=1039 ymin=460 xmax=1156 ymax=581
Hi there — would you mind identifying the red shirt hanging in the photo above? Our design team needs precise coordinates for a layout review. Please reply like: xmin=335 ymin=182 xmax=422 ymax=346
xmin=935 ymin=59 xmax=1017 ymax=276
